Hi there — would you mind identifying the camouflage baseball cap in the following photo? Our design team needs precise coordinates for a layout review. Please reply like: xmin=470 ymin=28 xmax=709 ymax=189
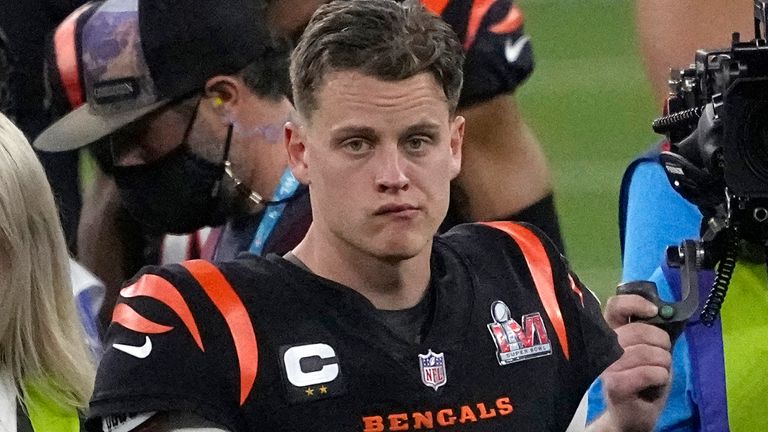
xmin=34 ymin=0 xmax=270 ymax=152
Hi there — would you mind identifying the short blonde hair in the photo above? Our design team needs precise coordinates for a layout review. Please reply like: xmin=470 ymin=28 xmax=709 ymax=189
xmin=0 ymin=113 xmax=94 ymax=409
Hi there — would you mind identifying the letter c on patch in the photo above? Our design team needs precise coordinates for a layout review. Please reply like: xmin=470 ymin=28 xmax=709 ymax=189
xmin=283 ymin=343 xmax=339 ymax=387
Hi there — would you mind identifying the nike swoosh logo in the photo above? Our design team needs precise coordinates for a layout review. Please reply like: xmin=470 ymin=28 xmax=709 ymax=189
xmin=504 ymin=35 xmax=530 ymax=64
xmin=113 ymin=336 xmax=152 ymax=359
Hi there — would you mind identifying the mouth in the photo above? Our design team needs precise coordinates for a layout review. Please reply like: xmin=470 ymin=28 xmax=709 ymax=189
xmin=374 ymin=203 xmax=420 ymax=217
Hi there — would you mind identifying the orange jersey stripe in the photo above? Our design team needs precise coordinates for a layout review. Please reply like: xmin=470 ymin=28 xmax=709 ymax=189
xmin=121 ymin=274 xmax=204 ymax=351
xmin=481 ymin=222 xmax=570 ymax=360
xmin=488 ymin=3 xmax=523 ymax=34
xmin=112 ymin=303 xmax=174 ymax=334
xmin=421 ymin=0 xmax=450 ymax=16
xmin=53 ymin=3 xmax=90 ymax=108
xmin=464 ymin=0 xmax=496 ymax=50
xmin=182 ymin=260 xmax=258 ymax=406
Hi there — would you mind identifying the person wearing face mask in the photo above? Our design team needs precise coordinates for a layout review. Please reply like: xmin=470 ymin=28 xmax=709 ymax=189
xmin=35 ymin=0 xmax=308 ymax=328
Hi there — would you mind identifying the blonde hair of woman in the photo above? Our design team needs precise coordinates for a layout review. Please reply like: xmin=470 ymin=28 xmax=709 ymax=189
xmin=0 ymin=113 xmax=94 ymax=417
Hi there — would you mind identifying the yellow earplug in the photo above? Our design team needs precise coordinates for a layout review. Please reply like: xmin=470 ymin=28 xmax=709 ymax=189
xmin=213 ymin=97 xmax=224 ymax=107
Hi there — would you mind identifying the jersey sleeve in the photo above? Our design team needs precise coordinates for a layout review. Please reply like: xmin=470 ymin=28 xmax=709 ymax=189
xmin=86 ymin=264 xmax=250 ymax=432
xmin=520 ymin=222 xmax=623 ymax=390
xmin=436 ymin=0 xmax=534 ymax=107
xmin=560 ymin=261 xmax=623 ymax=389
xmin=469 ymin=222 xmax=623 ymax=390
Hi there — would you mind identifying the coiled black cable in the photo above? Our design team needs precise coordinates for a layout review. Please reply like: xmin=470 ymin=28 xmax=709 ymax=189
xmin=652 ymin=106 xmax=704 ymax=134
xmin=700 ymin=225 xmax=739 ymax=326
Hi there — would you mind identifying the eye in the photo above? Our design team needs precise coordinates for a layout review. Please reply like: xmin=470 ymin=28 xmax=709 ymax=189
xmin=342 ymin=138 xmax=373 ymax=154
xmin=405 ymin=136 xmax=431 ymax=152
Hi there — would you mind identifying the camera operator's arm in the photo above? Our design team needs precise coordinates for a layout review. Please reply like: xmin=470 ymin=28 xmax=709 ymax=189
xmin=586 ymin=295 xmax=672 ymax=432
xmin=456 ymin=95 xmax=552 ymax=220
xmin=637 ymin=0 xmax=753 ymax=103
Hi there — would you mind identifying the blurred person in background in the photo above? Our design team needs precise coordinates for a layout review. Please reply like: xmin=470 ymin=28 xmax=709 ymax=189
xmin=587 ymin=1 xmax=759 ymax=430
xmin=0 ymin=112 xmax=95 ymax=430
xmin=37 ymin=0 xmax=300 ymax=331
xmin=0 ymin=0 xmax=90 ymax=252
xmin=619 ymin=0 xmax=754 ymax=282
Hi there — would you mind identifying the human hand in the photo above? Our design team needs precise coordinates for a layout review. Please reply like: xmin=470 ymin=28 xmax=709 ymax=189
xmin=596 ymin=294 xmax=673 ymax=432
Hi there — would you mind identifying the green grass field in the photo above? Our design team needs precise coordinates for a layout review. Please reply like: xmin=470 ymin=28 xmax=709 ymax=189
xmin=516 ymin=0 xmax=661 ymax=300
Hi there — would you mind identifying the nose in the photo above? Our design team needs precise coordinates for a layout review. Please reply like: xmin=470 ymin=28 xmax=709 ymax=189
xmin=375 ymin=145 xmax=409 ymax=193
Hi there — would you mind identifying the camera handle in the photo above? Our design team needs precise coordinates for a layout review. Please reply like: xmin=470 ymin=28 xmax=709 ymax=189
xmin=615 ymin=240 xmax=702 ymax=401
xmin=616 ymin=240 xmax=702 ymax=343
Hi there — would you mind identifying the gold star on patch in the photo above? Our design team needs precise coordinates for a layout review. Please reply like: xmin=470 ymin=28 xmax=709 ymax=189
xmin=319 ymin=386 xmax=328 ymax=394
xmin=305 ymin=387 xmax=314 ymax=396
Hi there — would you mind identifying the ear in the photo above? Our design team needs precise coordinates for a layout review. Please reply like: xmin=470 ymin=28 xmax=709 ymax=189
xmin=285 ymin=120 xmax=310 ymax=185
xmin=448 ymin=115 xmax=464 ymax=179
xmin=204 ymin=75 xmax=241 ymax=125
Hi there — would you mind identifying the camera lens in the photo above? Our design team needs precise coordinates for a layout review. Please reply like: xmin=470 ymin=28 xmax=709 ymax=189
xmin=743 ymin=100 xmax=768 ymax=183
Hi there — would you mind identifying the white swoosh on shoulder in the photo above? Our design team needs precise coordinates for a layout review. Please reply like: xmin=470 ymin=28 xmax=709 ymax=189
xmin=113 ymin=336 xmax=152 ymax=359
xmin=505 ymin=35 xmax=530 ymax=64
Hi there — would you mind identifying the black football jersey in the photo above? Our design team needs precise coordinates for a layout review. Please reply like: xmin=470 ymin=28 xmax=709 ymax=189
xmin=424 ymin=0 xmax=534 ymax=107
xmin=88 ymin=223 xmax=619 ymax=432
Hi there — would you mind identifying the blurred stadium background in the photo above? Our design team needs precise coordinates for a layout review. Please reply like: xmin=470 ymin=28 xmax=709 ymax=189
xmin=517 ymin=0 xmax=661 ymax=301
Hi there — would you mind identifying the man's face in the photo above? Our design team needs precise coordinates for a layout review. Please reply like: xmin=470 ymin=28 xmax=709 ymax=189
xmin=109 ymin=85 xmax=295 ymax=230
xmin=110 ymin=87 xmax=289 ymax=169
xmin=109 ymin=98 xmax=211 ymax=167
xmin=290 ymin=71 xmax=463 ymax=261
xmin=107 ymin=97 xmax=238 ymax=233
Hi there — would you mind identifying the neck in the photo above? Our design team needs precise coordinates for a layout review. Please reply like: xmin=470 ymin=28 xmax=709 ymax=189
xmin=232 ymin=99 xmax=294 ymax=202
xmin=245 ymin=140 xmax=289 ymax=201
xmin=292 ymin=225 xmax=432 ymax=310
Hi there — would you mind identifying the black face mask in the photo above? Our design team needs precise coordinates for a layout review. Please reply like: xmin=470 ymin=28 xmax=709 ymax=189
xmin=111 ymin=102 xmax=234 ymax=234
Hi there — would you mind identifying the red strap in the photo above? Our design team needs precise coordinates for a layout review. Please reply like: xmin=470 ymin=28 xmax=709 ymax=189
xmin=182 ymin=260 xmax=258 ymax=406
xmin=53 ymin=3 xmax=90 ymax=109
xmin=481 ymin=222 xmax=570 ymax=360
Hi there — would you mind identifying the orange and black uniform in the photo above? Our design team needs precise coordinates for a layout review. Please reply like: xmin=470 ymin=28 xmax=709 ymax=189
xmin=422 ymin=0 xmax=565 ymax=252
xmin=423 ymin=0 xmax=533 ymax=108
xmin=88 ymin=223 xmax=619 ymax=431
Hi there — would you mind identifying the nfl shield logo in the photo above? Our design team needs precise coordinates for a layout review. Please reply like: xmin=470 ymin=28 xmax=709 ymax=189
xmin=418 ymin=349 xmax=447 ymax=391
